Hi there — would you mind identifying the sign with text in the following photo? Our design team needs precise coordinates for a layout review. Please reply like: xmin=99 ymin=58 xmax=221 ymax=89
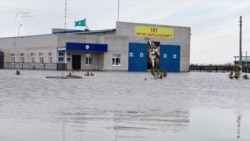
xmin=135 ymin=26 xmax=174 ymax=39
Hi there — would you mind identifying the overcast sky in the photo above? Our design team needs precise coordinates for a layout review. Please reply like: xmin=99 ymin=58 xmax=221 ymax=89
xmin=1 ymin=0 xmax=250 ymax=64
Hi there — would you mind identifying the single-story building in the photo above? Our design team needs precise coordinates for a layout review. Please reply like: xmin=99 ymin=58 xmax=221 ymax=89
xmin=0 ymin=21 xmax=191 ymax=72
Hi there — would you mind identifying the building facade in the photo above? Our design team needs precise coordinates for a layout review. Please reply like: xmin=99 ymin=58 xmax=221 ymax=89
xmin=0 ymin=21 xmax=191 ymax=72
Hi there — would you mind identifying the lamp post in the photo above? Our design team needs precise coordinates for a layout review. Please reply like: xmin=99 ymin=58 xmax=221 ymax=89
xmin=18 ymin=24 xmax=22 ymax=36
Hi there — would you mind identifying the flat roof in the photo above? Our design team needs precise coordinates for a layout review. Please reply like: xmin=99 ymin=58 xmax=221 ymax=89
xmin=52 ymin=28 xmax=116 ymax=35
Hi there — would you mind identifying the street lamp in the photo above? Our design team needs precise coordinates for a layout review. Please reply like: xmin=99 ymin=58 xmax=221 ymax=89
xmin=18 ymin=24 xmax=22 ymax=36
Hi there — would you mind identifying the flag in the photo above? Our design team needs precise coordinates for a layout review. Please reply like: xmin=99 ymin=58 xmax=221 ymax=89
xmin=75 ymin=19 xmax=86 ymax=27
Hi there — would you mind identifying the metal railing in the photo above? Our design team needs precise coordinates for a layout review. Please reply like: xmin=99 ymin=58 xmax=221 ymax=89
xmin=1 ymin=62 xmax=67 ymax=70
xmin=189 ymin=65 xmax=235 ymax=72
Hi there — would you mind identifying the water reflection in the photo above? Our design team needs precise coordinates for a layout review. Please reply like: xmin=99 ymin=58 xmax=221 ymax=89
xmin=0 ymin=70 xmax=250 ymax=141
xmin=54 ymin=108 xmax=189 ymax=141
xmin=237 ymin=114 xmax=241 ymax=139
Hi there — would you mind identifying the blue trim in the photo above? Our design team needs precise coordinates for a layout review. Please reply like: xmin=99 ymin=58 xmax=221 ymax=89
xmin=0 ymin=51 xmax=4 ymax=55
xmin=66 ymin=42 xmax=108 ymax=52
xmin=53 ymin=29 xmax=116 ymax=34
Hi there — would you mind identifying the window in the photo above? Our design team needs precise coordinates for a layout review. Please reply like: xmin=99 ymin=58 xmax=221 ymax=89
xmin=58 ymin=57 xmax=64 ymax=62
xmin=11 ymin=53 xmax=15 ymax=63
xmin=67 ymin=58 xmax=71 ymax=62
xmin=85 ymin=54 xmax=92 ymax=65
xmin=48 ymin=52 xmax=53 ymax=63
xmin=112 ymin=54 xmax=121 ymax=66
xmin=59 ymin=51 xmax=64 ymax=56
xmin=67 ymin=52 xmax=71 ymax=62
xmin=164 ymin=54 xmax=167 ymax=58
xmin=140 ymin=53 xmax=144 ymax=57
xmin=39 ymin=53 xmax=44 ymax=64
xmin=129 ymin=52 xmax=133 ymax=57
xmin=173 ymin=54 xmax=177 ymax=59
xmin=20 ymin=53 xmax=25 ymax=63
xmin=31 ymin=53 xmax=35 ymax=63
xmin=58 ymin=51 xmax=64 ymax=62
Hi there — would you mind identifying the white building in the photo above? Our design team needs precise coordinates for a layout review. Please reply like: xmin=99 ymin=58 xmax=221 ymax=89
xmin=0 ymin=21 xmax=191 ymax=72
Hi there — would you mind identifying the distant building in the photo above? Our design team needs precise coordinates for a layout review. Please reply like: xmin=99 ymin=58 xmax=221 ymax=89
xmin=234 ymin=56 xmax=250 ymax=73
xmin=0 ymin=21 xmax=191 ymax=72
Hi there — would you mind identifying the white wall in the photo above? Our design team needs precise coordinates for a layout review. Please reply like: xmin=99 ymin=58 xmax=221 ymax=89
xmin=116 ymin=21 xmax=191 ymax=72
xmin=0 ymin=35 xmax=58 ymax=63
xmin=101 ymin=35 xmax=129 ymax=71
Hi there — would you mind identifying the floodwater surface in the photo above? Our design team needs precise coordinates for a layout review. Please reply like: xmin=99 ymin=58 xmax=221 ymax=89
xmin=0 ymin=70 xmax=250 ymax=141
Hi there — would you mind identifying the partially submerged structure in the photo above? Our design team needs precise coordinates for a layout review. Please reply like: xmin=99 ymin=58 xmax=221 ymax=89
xmin=0 ymin=21 xmax=191 ymax=72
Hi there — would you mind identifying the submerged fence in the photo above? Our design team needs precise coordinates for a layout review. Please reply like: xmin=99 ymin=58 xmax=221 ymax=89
xmin=1 ymin=62 xmax=249 ymax=73
xmin=189 ymin=65 xmax=249 ymax=73
xmin=0 ymin=62 xmax=67 ymax=70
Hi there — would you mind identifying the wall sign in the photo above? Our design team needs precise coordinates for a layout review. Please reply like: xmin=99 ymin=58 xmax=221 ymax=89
xmin=135 ymin=26 xmax=174 ymax=39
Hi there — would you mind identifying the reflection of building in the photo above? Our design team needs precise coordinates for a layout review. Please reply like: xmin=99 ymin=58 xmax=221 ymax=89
xmin=112 ymin=110 xmax=190 ymax=139
xmin=0 ymin=22 xmax=191 ymax=72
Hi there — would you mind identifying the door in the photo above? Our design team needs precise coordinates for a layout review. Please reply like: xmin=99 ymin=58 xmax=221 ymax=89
xmin=0 ymin=51 xmax=4 ymax=69
xmin=128 ymin=43 xmax=147 ymax=72
xmin=170 ymin=45 xmax=180 ymax=72
xmin=160 ymin=45 xmax=180 ymax=72
xmin=160 ymin=45 xmax=171 ymax=72
xmin=72 ymin=55 xmax=81 ymax=70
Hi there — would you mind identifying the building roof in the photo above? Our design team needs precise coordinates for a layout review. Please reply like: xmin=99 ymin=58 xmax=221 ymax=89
xmin=52 ymin=28 xmax=116 ymax=35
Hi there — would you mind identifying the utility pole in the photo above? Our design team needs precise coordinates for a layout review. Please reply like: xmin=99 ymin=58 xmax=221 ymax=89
xmin=64 ymin=0 xmax=67 ymax=33
xmin=239 ymin=16 xmax=242 ymax=68
xmin=246 ymin=51 xmax=248 ymax=73
xmin=118 ymin=0 xmax=120 ymax=21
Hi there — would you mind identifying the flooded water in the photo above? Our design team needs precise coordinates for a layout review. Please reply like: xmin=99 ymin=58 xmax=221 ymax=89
xmin=0 ymin=70 xmax=250 ymax=141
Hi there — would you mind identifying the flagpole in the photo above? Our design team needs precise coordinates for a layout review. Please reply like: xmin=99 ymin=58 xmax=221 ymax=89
xmin=118 ymin=0 xmax=120 ymax=21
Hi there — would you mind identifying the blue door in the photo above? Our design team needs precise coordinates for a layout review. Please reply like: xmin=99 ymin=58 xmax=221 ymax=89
xmin=170 ymin=45 xmax=180 ymax=72
xmin=160 ymin=45 xmax=180 ymax=72
xmin=160 ymin=45 xmax=171 ymax=72
xmin=128 ymin=43 xmax=147 ymax=72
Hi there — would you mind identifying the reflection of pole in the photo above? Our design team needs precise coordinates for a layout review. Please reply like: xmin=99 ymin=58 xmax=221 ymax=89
xmin=237 ymin=114 xmax=241 ymax=139
xmin=63 ymin=122 xmax=66 ymax=141
xmin=18 ymin=24 xmax=22 ymax=36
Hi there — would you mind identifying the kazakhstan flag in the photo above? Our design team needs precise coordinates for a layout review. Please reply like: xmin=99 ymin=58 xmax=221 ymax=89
xmin=75 ymin=19 xmax=86 ymax=27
